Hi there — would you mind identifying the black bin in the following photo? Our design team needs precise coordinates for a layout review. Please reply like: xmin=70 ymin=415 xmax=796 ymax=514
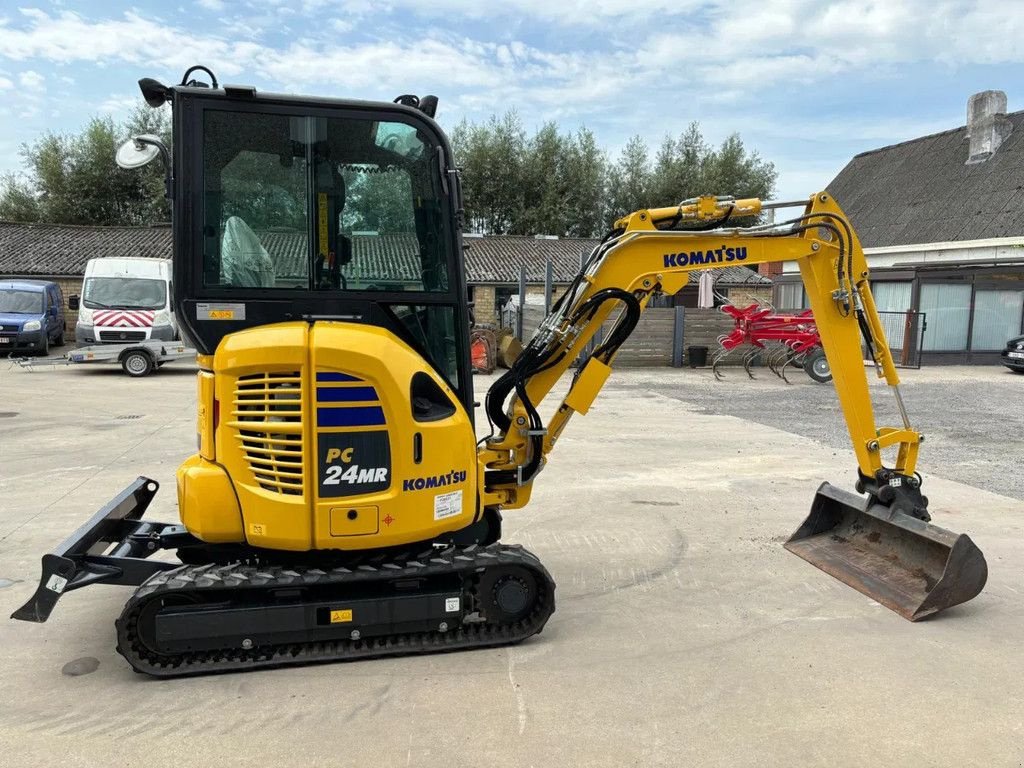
xmin=687 ymin=345 xmax=709 ymax=368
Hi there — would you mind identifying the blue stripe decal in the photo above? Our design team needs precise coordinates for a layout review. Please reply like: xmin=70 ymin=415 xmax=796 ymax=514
xmin=317 ymin=386 xmax=378 ymax=403
xmin=317 ymin=406 xmax=386 ymax=427
xmin=316 ymin=372 xmax=362 ymax=383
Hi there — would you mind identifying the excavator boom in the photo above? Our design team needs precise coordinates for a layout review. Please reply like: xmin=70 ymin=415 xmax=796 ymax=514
xmin=479 ymin=192 xmax=987 ymax=620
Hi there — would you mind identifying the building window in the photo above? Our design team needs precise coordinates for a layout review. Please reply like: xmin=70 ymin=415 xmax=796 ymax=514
xmin=871 ymin=281 xmax=913 ymax=348
xmin=919 ymin=283 xmax=971 ymax=351
xmin=971 ymin=289 xmax=1024 ymax=350
xmin=494 ymin=285 xmax=516 ymax=311
xmin=776 ymin=282 xmax=806 ymax=310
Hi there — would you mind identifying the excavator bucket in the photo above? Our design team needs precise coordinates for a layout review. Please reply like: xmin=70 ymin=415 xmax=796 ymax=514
xmin=785 ymin=483 xmax=987 ymax=621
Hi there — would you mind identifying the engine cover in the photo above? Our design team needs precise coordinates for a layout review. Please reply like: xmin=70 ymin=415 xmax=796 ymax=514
xmin=178 ymin=321 xmax=478 ymax=551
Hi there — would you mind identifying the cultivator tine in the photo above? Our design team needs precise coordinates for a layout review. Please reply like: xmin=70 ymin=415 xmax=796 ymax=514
xmin=741 ymin=347 xmax=759 ymax=378
xmin=711 ymin=347 xmax=732 ymax=380
xmin=779 ymin=347 xmax=802 ymax=384
xmin=767 ymin=344 xmax=787 ymax=379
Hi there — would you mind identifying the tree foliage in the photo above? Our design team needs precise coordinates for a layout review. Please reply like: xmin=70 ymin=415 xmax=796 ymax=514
xmin=451 ymin=113 xmax=776 ymax=237
xmin=0 ymin=106 xmax=171 ymax=225
xmin=0 ymin=102 xmax=777 ymax=239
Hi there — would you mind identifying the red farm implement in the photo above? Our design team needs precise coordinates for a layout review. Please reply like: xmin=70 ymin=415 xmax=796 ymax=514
xmin=712 ymin=304 xmax=831 ymax=383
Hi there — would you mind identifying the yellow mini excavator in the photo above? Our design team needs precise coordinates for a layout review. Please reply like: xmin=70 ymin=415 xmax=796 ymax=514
xmin=12 ymin=67 xmax=987 ymax=676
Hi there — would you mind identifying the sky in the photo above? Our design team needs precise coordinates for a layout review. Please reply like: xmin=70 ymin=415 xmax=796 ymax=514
xmin=1 ymin=0 xmax=1023 ymax=204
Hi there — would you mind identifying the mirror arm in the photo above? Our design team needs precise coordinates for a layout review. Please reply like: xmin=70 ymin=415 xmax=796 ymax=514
xmin=133 ymin=136 xmax=174 ymax=200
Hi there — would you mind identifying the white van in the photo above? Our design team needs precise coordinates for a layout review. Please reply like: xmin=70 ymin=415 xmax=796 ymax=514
xmin=76 ymin=257 xmax=178 ymax=344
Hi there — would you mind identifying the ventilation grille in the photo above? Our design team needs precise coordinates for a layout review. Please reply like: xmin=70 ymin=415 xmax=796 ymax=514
xmin=233 ymin=371 xmax=304 ymax=496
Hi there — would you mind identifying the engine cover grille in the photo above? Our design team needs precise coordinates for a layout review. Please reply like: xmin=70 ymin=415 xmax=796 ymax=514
xmin=233 ymin=371 xmax=304 ymax=496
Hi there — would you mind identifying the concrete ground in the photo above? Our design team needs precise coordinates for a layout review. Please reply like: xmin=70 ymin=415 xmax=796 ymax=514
xmin=0 ymin=359 xmax=1022 ymax=767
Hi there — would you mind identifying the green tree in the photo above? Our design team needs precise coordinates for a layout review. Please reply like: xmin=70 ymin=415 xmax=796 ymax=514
xmin=517 ymin=121 xmax=565 ymax=236
xmin=451 ymin=114 xmax=609 ymax=237
xmin=451 ymin=111 xmax=528 ymax=235
xmin=562 ymin=128 xmax=606 ymax=238
xmin=340 ymin=165 xmax=416 ymax=233
xmin=646 ymin=122 xmax=776 ymax=217
xmin=605 ymin=135 xmax=653 ymax=222
xmin=0 ymin=104 xmax=171 ymax=225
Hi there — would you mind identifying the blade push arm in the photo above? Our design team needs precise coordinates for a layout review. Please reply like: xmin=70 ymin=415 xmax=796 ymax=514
xmin=478 ymin=192 xmax=922 ymax=514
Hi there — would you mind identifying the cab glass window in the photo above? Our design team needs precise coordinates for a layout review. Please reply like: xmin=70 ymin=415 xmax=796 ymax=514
xmin=201 ymin=109 xmax=449 ymax=293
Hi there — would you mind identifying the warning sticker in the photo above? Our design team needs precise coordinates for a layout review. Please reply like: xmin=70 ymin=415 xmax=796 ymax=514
xmin=46 ymin=574 xmax=68 ymax=594
xmin=445 ymin=597 xmax=461 ymax=613
xmin=433 ymin=490 xmax=463 ymax=521
xmin=330 ymin=609 xmax=353 ymax=624
xmin=197 ymin=302 xmax=246 ymax=321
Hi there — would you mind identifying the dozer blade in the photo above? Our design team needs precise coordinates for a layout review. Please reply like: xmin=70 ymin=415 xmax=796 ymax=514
xmin=784 ymin=483 xmax=987 ymax=621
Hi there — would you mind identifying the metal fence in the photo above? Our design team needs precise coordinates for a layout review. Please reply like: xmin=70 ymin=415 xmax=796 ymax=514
xmin=872 ymin=310 xmax=926 ymax=369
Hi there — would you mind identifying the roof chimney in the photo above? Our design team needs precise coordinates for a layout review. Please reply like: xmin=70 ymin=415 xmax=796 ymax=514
xmin=966 ymin=90 xmax=1012 ymax=164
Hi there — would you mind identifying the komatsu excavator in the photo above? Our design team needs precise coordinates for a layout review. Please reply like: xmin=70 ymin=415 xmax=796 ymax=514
xmin=12 ymin=68 xmax=988 ymax=676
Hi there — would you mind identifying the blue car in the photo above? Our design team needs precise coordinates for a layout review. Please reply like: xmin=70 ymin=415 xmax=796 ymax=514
xmin=0 ymin=279 xmax=66 ymax=355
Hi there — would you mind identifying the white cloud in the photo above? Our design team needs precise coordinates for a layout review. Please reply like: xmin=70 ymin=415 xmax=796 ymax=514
xmin=322 ymin=0 xmax=705 ymax=24
xmin=99 ymin=94 xmax=139 ymax=114
xmin=3 ymin=3 xmax=1023 ymax=115
xmin=18 ymin=69 xmax=44 ymax=88
xmin=0 ymin=2 xmax=1023 ymax=196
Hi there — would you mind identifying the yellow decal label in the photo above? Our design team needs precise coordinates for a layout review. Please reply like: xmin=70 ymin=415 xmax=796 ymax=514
xmin=330 ymin=609 xmax=353 ymax=624
xmin=318 ymin=192 xmax=329 ymax=253
xmin=208 ymin=309 xmax=234 ymax=320
xmin=249 ymin=523 xmax=267 ymax=536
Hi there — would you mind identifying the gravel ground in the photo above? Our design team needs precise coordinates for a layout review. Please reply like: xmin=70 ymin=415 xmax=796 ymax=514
xmin=610 ymin=364 xmax=1024 ymax=502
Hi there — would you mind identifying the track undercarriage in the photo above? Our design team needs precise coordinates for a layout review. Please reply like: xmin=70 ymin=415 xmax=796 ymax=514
xmin=12 ymin=478 xmax=556 ymax=677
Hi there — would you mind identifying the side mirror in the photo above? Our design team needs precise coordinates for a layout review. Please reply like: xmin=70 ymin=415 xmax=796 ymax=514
xmin=115 ymin=134 xmax=164 ymax=169
xmin=116 ymin=134 xmax=173 ymax=199
xmin=68 ymin=295 xmax=80 ymax=311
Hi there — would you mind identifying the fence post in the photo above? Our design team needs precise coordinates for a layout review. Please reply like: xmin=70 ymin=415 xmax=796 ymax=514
xmin=517 ymin=264 xmax=526 ymax=341
xmin=544 ymin=259 xmax=553 ymax=314
xmin=672 ymin=306 xmax=686 ymax=367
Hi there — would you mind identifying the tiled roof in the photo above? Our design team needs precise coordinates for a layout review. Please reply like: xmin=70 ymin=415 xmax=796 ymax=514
xmin=0 ymin=221 xmax=172 ymax=275
xmin=827 ymin=110 xmax=1024 ymax=248
xmin=463 ymin=235 xmax=595 ymax=282
xmin=0 ymin=222 xmax=770 ymax=286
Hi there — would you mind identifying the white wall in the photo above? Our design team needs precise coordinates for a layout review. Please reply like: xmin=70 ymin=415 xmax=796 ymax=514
xmin=781 ymin=236 xmax=1024 ymax=273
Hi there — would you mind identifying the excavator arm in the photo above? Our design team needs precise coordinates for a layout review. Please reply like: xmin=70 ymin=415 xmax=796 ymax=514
xmin=478 ymin=191 xmax=987 ymax=621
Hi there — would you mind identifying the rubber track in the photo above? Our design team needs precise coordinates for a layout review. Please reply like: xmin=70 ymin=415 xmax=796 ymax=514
xmin=115 ymin=543 xmax=555 ymax=677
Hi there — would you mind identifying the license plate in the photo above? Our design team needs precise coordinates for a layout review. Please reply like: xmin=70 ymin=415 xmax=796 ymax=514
xmin=1009 ymin=351 xmax=1024 ymax=359
xmin=0 ymin=337 xmax=10 ymax=344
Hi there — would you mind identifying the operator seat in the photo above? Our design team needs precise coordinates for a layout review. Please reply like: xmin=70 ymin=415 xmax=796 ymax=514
xmin=221 ymin=216 xmax=276 ymax=288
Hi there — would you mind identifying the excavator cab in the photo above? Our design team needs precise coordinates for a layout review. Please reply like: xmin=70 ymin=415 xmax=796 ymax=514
xmin=169 ymin=80 xmax=473 ymax=407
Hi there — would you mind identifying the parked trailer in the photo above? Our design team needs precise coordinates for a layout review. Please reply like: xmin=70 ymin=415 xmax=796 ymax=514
xmin=14 ymin=341 xmax=195 ymax=377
